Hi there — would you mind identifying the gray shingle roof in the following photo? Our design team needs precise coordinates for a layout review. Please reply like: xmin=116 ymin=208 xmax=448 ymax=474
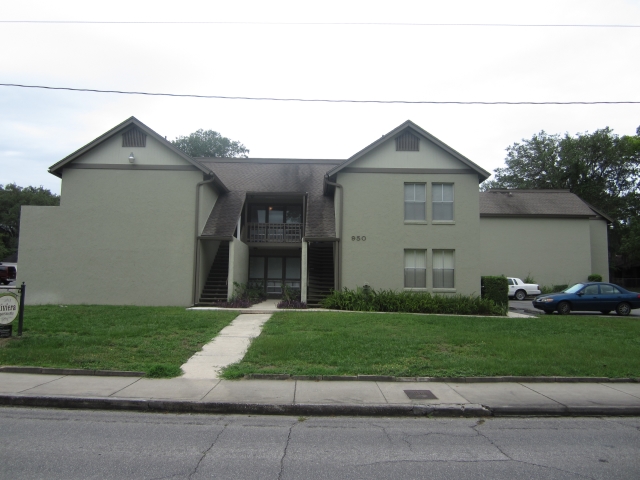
xmin=199 ymin=159 xmax=342 ymax=238
xmin=480 ymin=190 xmax=607 ymax=219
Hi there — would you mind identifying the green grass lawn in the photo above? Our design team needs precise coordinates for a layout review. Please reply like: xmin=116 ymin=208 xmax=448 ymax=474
xmin=221 ymin=311 xmax=640 ymax=379
xmin=0 ymin=305 xmax=238 ymax=377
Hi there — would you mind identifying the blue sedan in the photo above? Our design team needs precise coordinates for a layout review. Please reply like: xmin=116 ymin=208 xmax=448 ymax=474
xmin=532 ymin=282 xmax=640 ymax=316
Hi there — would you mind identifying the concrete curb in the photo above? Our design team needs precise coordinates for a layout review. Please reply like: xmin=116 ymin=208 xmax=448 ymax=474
xmin=0 ymin=394 xmax=487 ymax=417
xmin=2 ymin=394 xmax=640 ymax=417
xmin=245 ymin=373 xmax=640 ymax=383
xmin=0 ymin=366 xmax=145 ymax=377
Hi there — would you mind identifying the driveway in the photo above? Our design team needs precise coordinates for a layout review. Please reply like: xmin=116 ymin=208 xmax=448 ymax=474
xmin=509 ymin=299 xmax=640 ymax=317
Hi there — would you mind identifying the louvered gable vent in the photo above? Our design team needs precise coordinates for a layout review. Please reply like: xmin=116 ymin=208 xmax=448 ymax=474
xmin=122 ymin=126 xmax=147 ymax=147
xmin=395 ymin=131 xmax=419 ymax=151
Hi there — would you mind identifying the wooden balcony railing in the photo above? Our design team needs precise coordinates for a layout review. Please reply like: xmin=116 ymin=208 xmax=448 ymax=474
xmin=247 ymin=223 xmax=302 ymax=243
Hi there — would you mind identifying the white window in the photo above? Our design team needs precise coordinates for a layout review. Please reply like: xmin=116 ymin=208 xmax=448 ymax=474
xmin=433 ymin=250 xmax=454 ymax=288
xmin=404 ymin=250 xmax=426 ymax=288
xmin=404 ymin=183 xmax=426 ymax=221
xmin=432 ymin=184 xmax=454 ymax=221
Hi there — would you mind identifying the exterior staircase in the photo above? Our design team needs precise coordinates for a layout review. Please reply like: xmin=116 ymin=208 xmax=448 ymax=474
xmin=198 ymin=242 xmax=229 ymax=304
xmin=307 ymin=242 xmax=335 ymax=307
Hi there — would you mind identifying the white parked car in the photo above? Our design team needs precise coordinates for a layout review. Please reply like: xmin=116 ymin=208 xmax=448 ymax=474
xmin=508 ymin=277 xmax=541 ymax=301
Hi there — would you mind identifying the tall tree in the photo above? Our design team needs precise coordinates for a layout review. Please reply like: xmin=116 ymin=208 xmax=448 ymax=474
xmin=171 ymin=129 xmax=249 ymax=158
xmin=482 ymin=126 xmax=640 ymax=266
xmin=0 ymin=184 xmax=60 ymax=260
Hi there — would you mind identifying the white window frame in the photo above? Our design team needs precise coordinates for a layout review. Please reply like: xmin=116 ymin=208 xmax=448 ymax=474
xmin=404 ymin=249 xmax=427 ymax=289
xmin=432 ymin=249 xmax=455 ymax=289
xmin=404 ymin=183 xmax=426 ymax=222
xmin=432 ymin=183 xmax=454 ymax=222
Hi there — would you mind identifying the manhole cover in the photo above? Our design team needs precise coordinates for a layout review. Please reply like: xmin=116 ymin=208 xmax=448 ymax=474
xmin=404 ymin=389 xmax=437 ymax=400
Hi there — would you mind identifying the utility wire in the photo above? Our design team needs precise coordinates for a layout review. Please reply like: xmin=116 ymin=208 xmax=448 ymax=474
xmin=0 ymin=20 xmax=638 ymax=28
xmin=2 ymin=83 xmax=638 ymax=105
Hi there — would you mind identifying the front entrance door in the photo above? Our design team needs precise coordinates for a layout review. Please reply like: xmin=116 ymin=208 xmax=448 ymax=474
xmin=249 ymin=256 xmax=301 ymax=298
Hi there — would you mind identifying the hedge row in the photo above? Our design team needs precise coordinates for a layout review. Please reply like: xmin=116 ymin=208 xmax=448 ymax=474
xmin=320 ymin=287 xmax=506 ymax=316
xmin=481 ymin=276 xmax=508 ymax=307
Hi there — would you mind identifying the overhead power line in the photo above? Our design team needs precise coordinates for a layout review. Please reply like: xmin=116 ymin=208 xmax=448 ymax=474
xmin=2 ymin=83 xmax=638 ymax=105
xmin=0 ymin=20 xmax=638 ymax=28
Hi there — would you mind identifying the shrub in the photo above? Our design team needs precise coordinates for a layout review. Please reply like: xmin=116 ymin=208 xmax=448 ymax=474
xmin=320 ymin=286 xmax=506 ymax=316
xmin=481 ymin=276 xmax=508 ymax=307
xmin=234 ymin=281 xmax=266 ymax=302
xmin=277 ymin=299 xmax=307 ymax=309
xmin=523 ymin=273 xmax=536 ymax=284
xmin=588 ymin=274 xmax=603 ymax=282
xmin=212 ymin=282 xmax=265 ymax=308
xmin=540 ymin=284 xmax=569 ymax=294
xmin=213 ymin=298 xmax=253 ymax=308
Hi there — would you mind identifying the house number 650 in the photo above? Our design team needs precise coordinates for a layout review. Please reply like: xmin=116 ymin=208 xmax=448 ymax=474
xmin=351 ymin=236 xmax=366 ymax=241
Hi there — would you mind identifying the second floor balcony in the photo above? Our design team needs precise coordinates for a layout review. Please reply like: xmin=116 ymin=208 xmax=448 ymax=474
xmin=247 ymin=223 xmax=302 ymax=243
xmin=243 ymin=201 xmax=304 ymax=244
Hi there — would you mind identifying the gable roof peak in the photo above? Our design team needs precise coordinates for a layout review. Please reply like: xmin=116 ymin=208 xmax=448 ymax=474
xmin=47 ymin=117 xmax=228 ymax=192
xmin=326 ymin=120 xmax=490 ymax=182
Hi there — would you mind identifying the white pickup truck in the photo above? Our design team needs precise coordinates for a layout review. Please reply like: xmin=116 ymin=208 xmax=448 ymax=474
xmin=507 ymin=277 xmax=541 ymax=300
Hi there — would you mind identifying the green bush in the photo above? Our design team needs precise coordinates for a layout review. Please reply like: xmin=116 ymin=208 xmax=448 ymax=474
xmin=481 ymin=276 xmax=508 ymax=307
xmin=588 ymin=274 xmax=603 ymax=282
xmin=523 ymin=273 xmax=536 ymax=284
xmin=320 ymin=286 xmax=506 ymax=316
xmin=232 ymin=281 xmax=266 ymax=302
xmin=540 ymin=284 xmax=569 ymax=294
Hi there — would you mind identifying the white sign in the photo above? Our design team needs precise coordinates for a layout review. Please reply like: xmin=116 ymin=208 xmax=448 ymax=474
xmin=0 ymin=293 xmax=19 ymax=325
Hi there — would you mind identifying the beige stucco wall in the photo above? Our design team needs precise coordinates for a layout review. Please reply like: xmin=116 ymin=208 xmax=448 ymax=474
xmin=479 ymin=217 xmax=595 ymax=287
xmin=589 ymin=218 xmax=610 ymax=281
xmin=227 ymin=237 xmax=249 ymax=299
xmin=352 ymin=135 xmax=469 ymax=170
xmin=337 ymin=171 xmax=481 ymax=296
xmin=18 ymin=141 xmax=206 ymax=305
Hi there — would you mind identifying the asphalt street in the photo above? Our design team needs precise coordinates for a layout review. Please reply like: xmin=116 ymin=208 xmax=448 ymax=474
xmin=1 ymin=407 xmax=639 ymax=479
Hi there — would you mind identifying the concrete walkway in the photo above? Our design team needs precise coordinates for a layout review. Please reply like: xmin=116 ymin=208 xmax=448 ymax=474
xmin=1 ymin=373 xmax=639 ymax=417
xmin=181 ymin=313 xmax=271 ymax=379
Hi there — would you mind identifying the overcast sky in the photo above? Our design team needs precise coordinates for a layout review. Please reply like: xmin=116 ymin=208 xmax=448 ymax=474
xmin=1 ymin=0 xmax=639 ymax=195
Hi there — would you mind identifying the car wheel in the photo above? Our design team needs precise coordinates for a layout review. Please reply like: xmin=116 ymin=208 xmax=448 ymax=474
xmin=600 ymin=310 xmax=611 ymax=315
xmin=616 ymin=302 xmax=631 ymax=317
xmin=514 ymin=290 xmax=526 ymax=301
xmin=557 ymin=302 xmax=571 ymax=315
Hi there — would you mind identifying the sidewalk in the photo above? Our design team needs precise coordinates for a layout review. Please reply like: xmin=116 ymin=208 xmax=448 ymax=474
xmin=1 ymin=372 xmax=639 ymax=417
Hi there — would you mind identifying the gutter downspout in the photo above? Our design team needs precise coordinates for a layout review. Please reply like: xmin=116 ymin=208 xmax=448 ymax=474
xmin=324 ymin=177 xmax=343 ymax=291
xmin=192 ymin=175 xmax=216 ymax=305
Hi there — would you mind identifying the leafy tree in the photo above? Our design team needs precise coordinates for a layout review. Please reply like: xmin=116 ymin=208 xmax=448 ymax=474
xmin=0 ymin=184 xmax=60 ymax=261
xmin=171 ymin=129 xmax=249 ymax=158
xmin=620 ymin=217 xmax=640 ymax=263
xmin=482 ymin=126 xmax=640 ymax=265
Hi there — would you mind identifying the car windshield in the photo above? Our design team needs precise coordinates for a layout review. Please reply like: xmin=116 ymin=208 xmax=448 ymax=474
xmin=564 ymin=283 xmax=585 ymax=294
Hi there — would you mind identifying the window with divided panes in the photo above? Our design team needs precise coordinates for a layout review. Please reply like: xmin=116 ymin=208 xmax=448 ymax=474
xmin=404 ymin=183 xmax=426 ymax=221
xmin=432 ymin=250 xmax=454 ymax=288
xmin=432 ymin=184 xmax=454 ymax=221
xmin=404 ymin=249 xmax=426 ymax=288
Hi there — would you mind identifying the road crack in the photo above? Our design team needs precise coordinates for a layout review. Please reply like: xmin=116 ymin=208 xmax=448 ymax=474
xmin=278 ymin=421 xmax=297 ymax=480
xmin=188 ymin=423 xmax=228 ymax=479
xmin=472 ymin=424 xmax=596 ymax=479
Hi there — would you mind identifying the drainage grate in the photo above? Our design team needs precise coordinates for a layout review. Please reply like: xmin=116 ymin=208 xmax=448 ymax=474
xmin=404 ymin=389 xmax=438 ymax=400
